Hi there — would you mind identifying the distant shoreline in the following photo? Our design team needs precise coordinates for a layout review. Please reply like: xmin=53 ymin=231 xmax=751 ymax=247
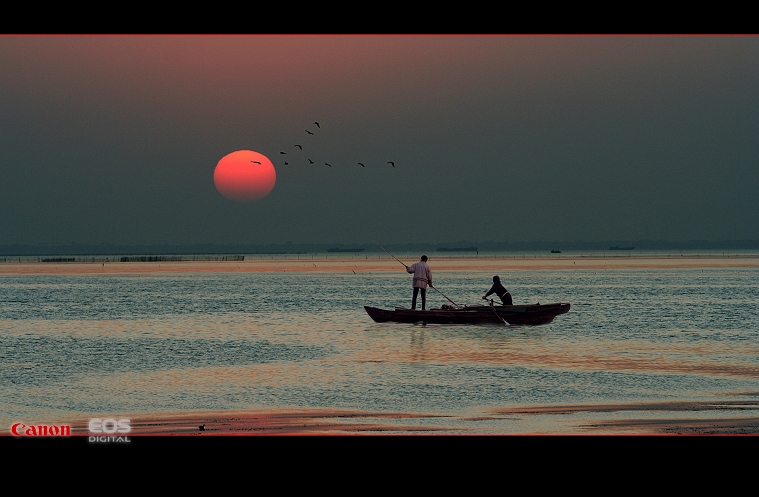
xmin=2 ymin=240 xmax=759 ymax=257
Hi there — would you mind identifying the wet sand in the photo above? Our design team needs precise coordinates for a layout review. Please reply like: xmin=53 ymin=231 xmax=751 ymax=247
xmin=2 ymin=254 xmax=758 ymax=276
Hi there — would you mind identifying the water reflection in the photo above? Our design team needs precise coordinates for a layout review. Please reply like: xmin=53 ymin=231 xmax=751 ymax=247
xmin=2 ymin=266 xmax=758 ymax=433
xmin=409 ymin=329 xmax=427 ymax=363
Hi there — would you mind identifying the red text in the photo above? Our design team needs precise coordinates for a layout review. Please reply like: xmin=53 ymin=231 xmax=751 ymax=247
xmin=11 ymin=423 xmax=71 ymax=437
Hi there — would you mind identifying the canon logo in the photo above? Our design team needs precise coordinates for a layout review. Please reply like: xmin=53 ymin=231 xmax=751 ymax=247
xmin=11 ymin=423 xmax=71 ymax=436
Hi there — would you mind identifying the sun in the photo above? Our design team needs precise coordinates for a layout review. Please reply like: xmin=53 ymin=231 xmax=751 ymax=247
xmin=213 ymin=150 xmax=276 ymax=202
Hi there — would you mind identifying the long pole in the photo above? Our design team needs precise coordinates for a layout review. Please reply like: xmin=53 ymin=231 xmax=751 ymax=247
xmin=430 ymin=286 xmax=459 ymax=307
xmin=372 ymin=240 xmax=408 ymax=269
xmin=372 ymin=240 xmax=459 ymax=307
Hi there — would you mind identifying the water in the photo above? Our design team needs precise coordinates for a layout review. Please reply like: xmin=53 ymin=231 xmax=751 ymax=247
xmin=2 ymin=261 xmax=758 ymax=434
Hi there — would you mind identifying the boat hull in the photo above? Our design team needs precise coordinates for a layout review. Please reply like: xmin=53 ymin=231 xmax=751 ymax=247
xmin=364 ymin=302 xmax=570 ymax=325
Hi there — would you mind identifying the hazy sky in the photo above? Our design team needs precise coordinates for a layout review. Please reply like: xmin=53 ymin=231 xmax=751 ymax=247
xmin=1 ymin=35 xmax=757 ymax=246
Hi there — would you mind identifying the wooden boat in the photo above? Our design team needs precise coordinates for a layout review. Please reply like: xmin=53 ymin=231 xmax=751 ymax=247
xmin=364 ymin=302 xmax=570 ymax=325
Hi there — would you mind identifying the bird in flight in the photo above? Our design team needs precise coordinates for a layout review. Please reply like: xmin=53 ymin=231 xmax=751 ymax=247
xmin=284 ymin=161 xmax=289 ymax=165
xmin=308 ymin=159 xmax=314 ymax=164
xmin=306 ymin=130 xmax=314 ymax=135
xmin=388 ymin=161 xmax=395 ymax=167
xmin=358 ymin=162 xmax=365 ymax=167
xmin=294 ymin=144 xmax=302 ymax=150
xmin=325 ymin=162 xmax=332 ymax=167
xmin=314 ymin=122 xmax=320 ymax=128
xmin=280 ymin=151 xmax=287 ymax=154
xmin=251 ymin=161 xmax=261 ymax=164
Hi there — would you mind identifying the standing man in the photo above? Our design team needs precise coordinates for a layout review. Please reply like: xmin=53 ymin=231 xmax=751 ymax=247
xmin=405 ymin=255 xmax=432 ymax=310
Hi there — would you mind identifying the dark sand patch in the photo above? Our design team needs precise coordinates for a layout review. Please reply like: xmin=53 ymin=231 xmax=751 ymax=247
xmin=66 ymin=399 xmax=759 ymax=435
xmin=69 ymin=409 xmax=460 ymax=436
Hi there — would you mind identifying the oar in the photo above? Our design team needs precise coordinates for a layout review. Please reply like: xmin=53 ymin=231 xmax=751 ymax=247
xmin=372 ymin=240 xmax=460 ymax=307
xmin=487 ymin=298 xmax=510 ymax=326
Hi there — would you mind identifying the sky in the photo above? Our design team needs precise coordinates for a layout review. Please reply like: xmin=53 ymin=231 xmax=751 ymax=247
xmin=1 ymin=35 xmax=757 ymax=247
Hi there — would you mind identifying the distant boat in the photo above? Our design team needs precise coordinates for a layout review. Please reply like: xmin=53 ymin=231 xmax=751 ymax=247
xmin=437 ymin=247 xmax=478 ymax=252
xmin=551 ymin=250 xmax=561 ymax=253
xmin=327 ymin=248 xmax=365 ymax=253
xmin=609 ymin=246 xmax=635 ymax=250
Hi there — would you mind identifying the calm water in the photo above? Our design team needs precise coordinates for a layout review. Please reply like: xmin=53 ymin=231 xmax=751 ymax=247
xmin=2 ymin=261 xmax=758 ymax=434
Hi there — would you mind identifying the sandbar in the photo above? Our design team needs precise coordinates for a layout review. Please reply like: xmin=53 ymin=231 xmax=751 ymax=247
xmin=1 ymin=254 xmax=758 ymax=276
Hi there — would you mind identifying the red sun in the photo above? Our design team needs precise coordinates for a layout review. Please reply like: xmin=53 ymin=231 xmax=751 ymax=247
xmin=214 ymin=150 xmax=276 ymax=202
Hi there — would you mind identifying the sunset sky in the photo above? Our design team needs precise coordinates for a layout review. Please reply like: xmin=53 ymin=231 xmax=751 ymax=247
xmin=1 ymin=35 xmax=757 ymax=246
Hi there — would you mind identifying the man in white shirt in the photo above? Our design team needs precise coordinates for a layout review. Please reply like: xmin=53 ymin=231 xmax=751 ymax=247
xmin=405 ymin=255 xmax=433 ymax=310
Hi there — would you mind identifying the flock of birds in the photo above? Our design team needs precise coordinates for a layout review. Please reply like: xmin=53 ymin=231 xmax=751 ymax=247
xmin=255 ymin=121 xmax=396 ymax=169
